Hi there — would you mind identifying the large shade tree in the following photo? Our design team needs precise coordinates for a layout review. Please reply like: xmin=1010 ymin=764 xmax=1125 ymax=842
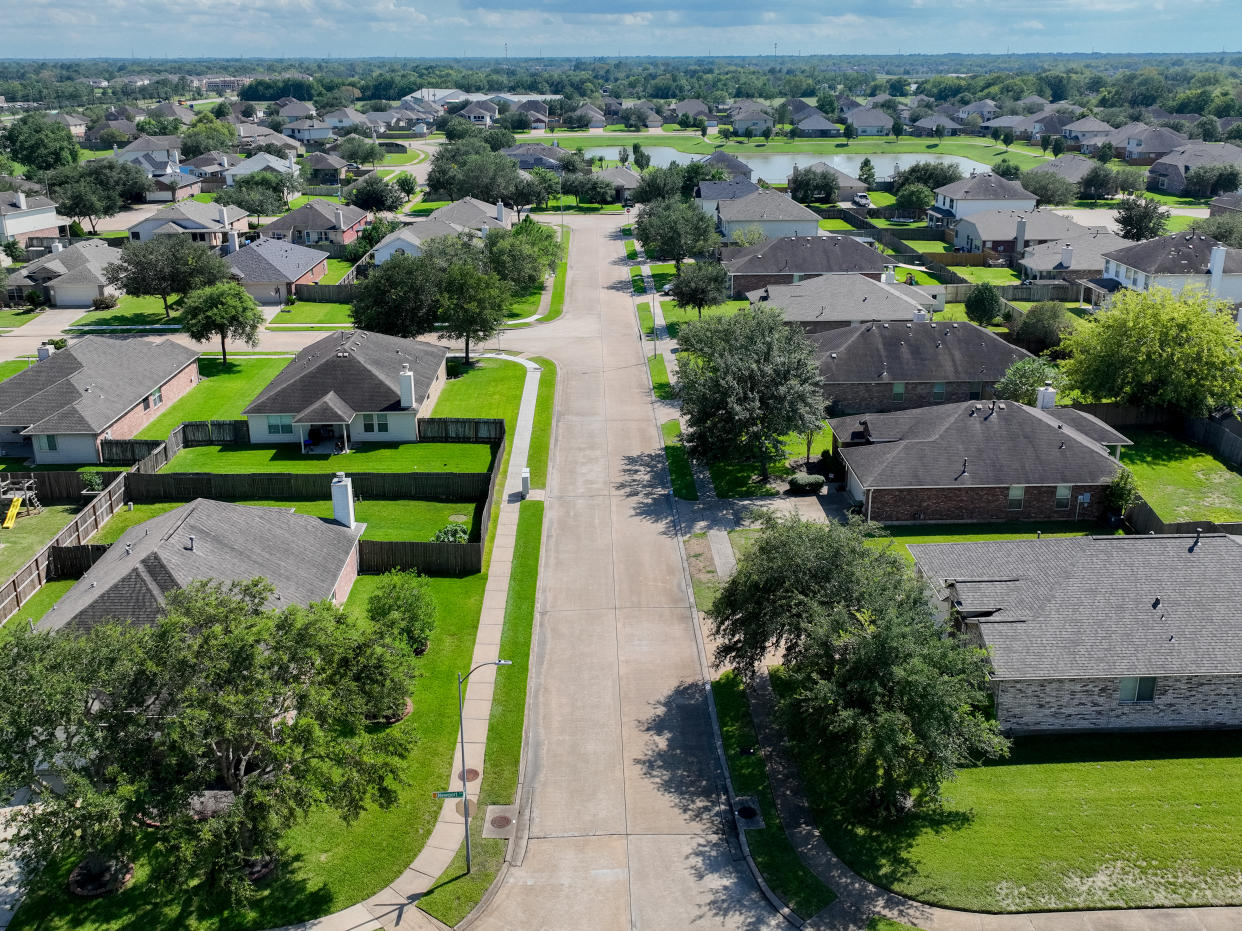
xmin=104 ymin=238 xmax=230 ymax=317
xmin=179 ymin=281 xmax=264 ymax=363
xmin=633 ymin=196 xmax=719 ymax=273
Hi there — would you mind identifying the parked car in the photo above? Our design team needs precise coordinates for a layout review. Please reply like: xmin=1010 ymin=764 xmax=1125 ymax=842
xmin=853 ymin=192 xmax=872 ymax=207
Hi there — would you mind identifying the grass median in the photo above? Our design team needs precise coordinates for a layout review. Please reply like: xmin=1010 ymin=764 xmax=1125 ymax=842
xmin=661 ymin=419 xmax=698 ymax=501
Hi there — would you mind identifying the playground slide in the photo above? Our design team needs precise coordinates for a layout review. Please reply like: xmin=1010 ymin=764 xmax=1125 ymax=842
xmin=3 ymin=497 xmax=22 ymax=530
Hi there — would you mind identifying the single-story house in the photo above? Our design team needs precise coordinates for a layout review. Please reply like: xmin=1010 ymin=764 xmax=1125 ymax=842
xmin=501 ymin=143 xmax=568 ymax=173
xmin=596 ymin=165 xmax=641 ymax=204
xmin=147 ymin=172 xmax=203 ymax=203
xmin=717 ymin=190 xmax=821 ymax=242
xmin=223 ymin=152 xmax=300 ymax=187
xmin=568 ymin=103 xmax=604 ymax=129
xmin=953 ymin=209 xmax=1094 ymax=255
xmin=85 ymin=119 xmax=139 ymax=144
xmin=847 ymin=108 xmax=893 ymax=136
xmin=722 ymin=235 xmax=888 ymax=296
xmin=674 ymin=99 xmax=711 ymax=120
xmin=1024 ymin=154 xmax=1097 ymax=185
xmin=304 ymin=152 xmax=348 ymax=185
xmin=1062 ymin=116 xmax=1115 ymax=145
xmin=694 ymin=179 xmax=760 ymax=218
xmin=262 ymin=201 xmax=369 ymax=246
xmin=732 ymin=110 xmax=774 ymax=136
xmin=794 ymin=114 xmax=842 ymax=138
xmin=831 ymin=394 xmax=1128 ymax=522
xmin=1210 ymin=192 xmax=1242 ymax=216
xmin=40 ymin=498 xmax=364 ymax=634
xmin=242 ymin=329 xmax=448 ymax=449
xmin=4 ymin=240 xmax=116 ymax=307
xmin=0 ymin=336 xmax=199 ymax=464
xmin=0 ymin=189 xmax=69 ymax=245
xmin=127 ymin=201 xmax=249 ymax=246
xmin=810 ymin=319 xmax=1030 ymax=414
xmin=928 ymin=174 xmax=1037 ymax=227
xmin=1018 ymin=229 xmax=1130 ymax=281
xmin=369 ymin=219 xmax=467 ymax=265
xmin=427 ymin=197 xmax=511 ymax=234
xmin=910 ymin=533 xmax=1242 ymax=734
xmin=279 ymin=101 xmax=316 ymax=120
xmin=147 ymin=101 xmax=195 ymax=125
xmin=748 ymin=273 xmax=941 ymax=334
xmin=1086 ymin=232 xmax=1242 ymax=304
xmin=699 ymin=151 xmax=753 ymax=182
xmin=911 ymin=115 xmax=961 ymax=137
xmin=788 ymin=162 xmax=866 ymax=201
xmin=1149 ymin=142 xmax=1242 ymax=195
xmin=227 ymin=237 xmax=328 ymax=303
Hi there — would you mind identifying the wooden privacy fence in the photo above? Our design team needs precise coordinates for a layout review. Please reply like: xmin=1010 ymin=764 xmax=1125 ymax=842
xmin=291 ymin=283 xmax=356 ymax=303
xmin=935 ymin=251 xmax=999 ymax=267
xmin=100 ymin=420 xmax=249 ymax=468
xmin=417 ymin=417 xmax=506 ymax=442
xmin=936 ymin=281 xmax=1082 ymax=303
xmin=1125 ymin=498 xmax=1242 ymax=536
xmin=49 ymin=544 xmax=109 ymax=579
xmin=1185 ymin=417 xmax=1242 ymax=468
xmin=126 ymin=468 xmax=495 ymax=504
xmin=1 ymin=470 xmax=89 ymax=502
xmin=359 ymin=539 xmax=481 ymax=576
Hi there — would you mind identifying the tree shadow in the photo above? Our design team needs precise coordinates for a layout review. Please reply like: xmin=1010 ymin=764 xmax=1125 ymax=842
xmin=615 ymin=449 xmax=684 ymax=538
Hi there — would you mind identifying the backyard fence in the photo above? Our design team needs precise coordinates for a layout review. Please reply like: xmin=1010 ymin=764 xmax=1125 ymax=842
xmin=125 ymin=468 xmax=496 ymax=503
xmin=303 ymin=242 xmax=350 ymax=259
xmin=291 ymin=283 xmax=356 ymax=302
xmin=937 ymin=281 xmax=1082 ymax=304
xmin=417 ymin=417 xmax=506 ymax=442
xmin=358 ymin=539 xmax=481 ymax=576
xmin=100 ymin=420 xmax=249 ymax=469
xmin=1125 ymin=498 xmax=1242 ymax=536
xmin=304 ymin=185 xmax=341 ymax=196
xmin=1 ymin=470 xmax=91 ymax=502
xmin=49 ymin=544 xmax=109 ymax=579
xmin=935 ymin=251 xmax=999 ymax=267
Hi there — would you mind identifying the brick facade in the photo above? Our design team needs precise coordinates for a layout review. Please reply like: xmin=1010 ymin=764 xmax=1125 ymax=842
xmin=94 ymin=360 xmax=199 ymax=455
xmin=828 ymin=379 xmax=997 ymax=415
xmin=331 ymin=543 xmax=360 ymax=604
xmin=993 ymin=674 xmax=1242 ymax=735
xmin=864 ymin=482 xmax=1108 ymax=523
xmin=730 ymin=270 xmax=881 ymax=298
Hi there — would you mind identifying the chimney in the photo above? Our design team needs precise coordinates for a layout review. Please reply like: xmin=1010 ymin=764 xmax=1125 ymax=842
xmin=1061 ymin=242 xmax=1073 ymax=269
xmin=882 ymin=264 xmax=896 ymax=284
xmin=334 ymin=207 xmax=345 ymax=230
xmin=1036 ymin=380 xmax=1057 ymax=409
xmin=218 ymin=203 xmax=229 ymax=225
xmin=398 ymin=362 xmax=416 ymax=409
xmin=1014 ymin=216 xmax=1027 ymax=256
xmin=1210 ymin=244 xmax=1227 ymax=296
xmin=14 ymin=191 xmax=26 ymax=210
xmin=287 ymin=152 xmax=296 ymax=169
xmin=227 ymin=230 xmax=239 ymax=254
xmin=112 ymin=143 xmax=119 ymax=154
xmin=331 ymin=472 xmax=356 ymax=529
xmin=50 ymin=240 xmax=63 ymax=253
xmin=496 ymin=200 xmax=505 ymax=223
xmin=36 ymin=342 xmax=54 ymax=361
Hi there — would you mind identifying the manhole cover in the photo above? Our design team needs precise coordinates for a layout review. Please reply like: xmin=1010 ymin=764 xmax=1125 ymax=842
xmin=450 ymin=513 xmax=469 ymax=522
xmin=455 ymin=799 xmax=476 ymax=818
xmin=736 ymin=805 xmax=759 ymax=820
xmin=490 ymin=814 xmax=512 ymax=829
xmin=459 ymin=768 xmax=480 ymax=782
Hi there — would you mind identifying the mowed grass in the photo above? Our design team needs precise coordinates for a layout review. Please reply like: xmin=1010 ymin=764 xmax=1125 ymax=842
xmin=70 ymin=295 xmax=178 ymax=328
xmin=319 ymin=258 xmax=355 ymax=284
xmin=648 ymin=354 xmax=674 ymax=401
xmin=709 ymin=458 xmax=792 ymax=498
xmin=649 ymin=262 xmax=677 ymax=293
xmin=952 ymin=265 xmax=1023 ymax=285
xmin=661 ymin=420 xmax=698 ymax=501
xmin=624 ymin=238 xmax=639 ymax=259
xmin=163 ymin=442 xmax=493 ymax=474
xmin=871 ymin=521 xmax=1111 ymax=563
xmin=0 ymin=308 xmax=41 ymax=330
xmin=712 ymin=672 xmax=835 ymax=918
xmin=813 ymin=729 xmax=1242 ymax=912
xmin=0 ymin=359 xmax=35 ymax=382
xmin=637 ymin=300 xmax=655 ymax=338
xmin=630 ymin=265 xmax=646 ymax=293
xmin=526 ymin=357 xmax=557 ymax=490
xmin=0 ymin=579 xmax=76 ymax=644
xmin=905 ymin=239 xmax=951 ymax=253
xmin=1123 ymin=429 xmax=1242 ymax=523
xmin=270 ymin=301 xmax=354 ymax=325
xmin=819 ymin=218 xmax=855 ymax=231
xmin=661 ymin=298 xmax=749 ymax=339
xmin=0 ymin=505 xmax=84 ymax=581
xmin=136 ymin=358 xmax=291 ymax=439
xmin=287 ymin=194 xmax=343 ymax=210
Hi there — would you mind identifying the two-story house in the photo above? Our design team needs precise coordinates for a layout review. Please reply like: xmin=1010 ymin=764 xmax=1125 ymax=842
xmin=261 ymin=201 xmax=369 ymax=246
xmin=927 ymin=174 xmax=1036 ymax=228
xmin=1086 ymin=233 xmax=1242 ymax=305
xmin=0 ymin=190 xmax=69 ymax=245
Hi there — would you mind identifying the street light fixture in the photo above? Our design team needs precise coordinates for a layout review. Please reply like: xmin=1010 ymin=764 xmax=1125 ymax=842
xmin=457 ymin=659 xmax=511 ymax=872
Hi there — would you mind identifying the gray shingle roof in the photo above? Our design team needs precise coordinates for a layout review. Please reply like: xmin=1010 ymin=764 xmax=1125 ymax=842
xmin=847 ymin=108 xmax=893 ymax=128
xmin=1019 ymin=229 xmax=1129 ymax=273
xmin=718 ymin=190 xmax=820 ymax=223
xmin=957 ymin=208 xmax=1093 ymax=243
xmin=749 ymin=274 xmax=934 ymax=323
xmin=909 ymin=534 xmax=1242 ymax=679
xmin=373 ymin=219 xmax=466 ymax=254
xmin=699 ymin=151 xmax=753 ymax=180
xmin=1064 ymin=116 xmax=1113 ymax=132
xmin=722 ymin=235 xmax=888 ymax=277
xmin=6 ymin=239 xmax=113 ymax=290
xmin=42 ymin=499 xmax=363 ymax=634
xmin=226 ymin=237 xmax=326 ymax=284
xmin=1025 ymin=154 xmax=1097 ymax=184
xmin=935 ymin=173 xmax=1033 ymax=201
xmin=119 ymin=134 xmax=181 ymax=154
xmin=695 ymin=179 xmax=759 ymax=202
xmin=830 ymin=399 xmax=1126 ymax=490
xmin=261 ymin=200 xmax=367 ymax=235
xmin=811 ymin=320 xmax=1029 ymax=386
xmin=244 ymin=329 xmax=447 ymax=419
xmin=795 ymin=114 xmax=838 ymax=131
xmin=1103 ymin=232 xmax=1242 ymax=275
xmin=0 ymin=336 xmax=198 ymax=436
xmin=305 ymin=151 xmax=347 ymax=170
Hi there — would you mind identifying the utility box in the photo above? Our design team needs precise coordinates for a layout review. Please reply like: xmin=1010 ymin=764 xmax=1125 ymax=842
xmin=521 ymin=468 xmax=530 ymax=499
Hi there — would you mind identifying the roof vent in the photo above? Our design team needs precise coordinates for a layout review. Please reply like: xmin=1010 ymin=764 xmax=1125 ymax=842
xmin=951 ymin=322 xmax=959 ymax=328
xmin=829 ymin=352 xmax=837 ymax=358
xmin=997 ymin=403 xmax=1006 ymax=410
xmin=974 ymin=403 xmax=983 ymax=410
xmin=1153 ymin=597 xmax=1161 ymax=609
xmin=1059 ymin=441 xmax=1065 ymax=449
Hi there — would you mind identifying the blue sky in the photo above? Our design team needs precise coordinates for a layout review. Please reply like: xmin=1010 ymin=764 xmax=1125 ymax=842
xmin=7 ymin=0 xmax=1239 ymax=59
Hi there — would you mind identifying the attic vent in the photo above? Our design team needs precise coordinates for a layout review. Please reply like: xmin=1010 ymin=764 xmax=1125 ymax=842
xmin=951 ymin=322 xmax=959 ymax=328
xmin=997 ymin=403 xmax=1006 ymax=410
xmin=829 ymin=352 xmax=837 ymax=358
xmin=974 ymin=404 xmax=983 ymax=410
xmin=906 ymin=322 xmax=912 ymax=328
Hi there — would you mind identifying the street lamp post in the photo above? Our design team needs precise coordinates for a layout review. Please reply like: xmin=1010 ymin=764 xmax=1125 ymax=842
xmin=457 ymin=659 xmax=511 ymax=872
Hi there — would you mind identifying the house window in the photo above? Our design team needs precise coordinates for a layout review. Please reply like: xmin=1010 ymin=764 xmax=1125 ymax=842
xmin=1119 ymin=676 xmax=1156 ymax=704
xmin=932 ymin=382 xmax=946 ymax=402
xmin=376 ymin=413 xmax=388 ymax=433
xmin=968 ymin=381 xmax=983 ymax=401
xmin=36 ymin=435 xmax=57 ymax=452
xmin=149 ymin=387 xmax=162 ymax=409
xmin=891 ymin=382 xmax=905 ymax=402
xmin=267 ymin=414 xmax=293 ymax=435
xmin=1008 ymin=485 xmax=1024 ymax=510
xmin=1055 ymin=484 xmax=1072 ymax=509
xmin=362 ymin=413 xmax=388 ymax=433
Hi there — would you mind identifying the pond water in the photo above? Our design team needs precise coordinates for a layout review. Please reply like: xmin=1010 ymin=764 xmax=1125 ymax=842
xmin=582 ymin=146 xmax=991 ymax=184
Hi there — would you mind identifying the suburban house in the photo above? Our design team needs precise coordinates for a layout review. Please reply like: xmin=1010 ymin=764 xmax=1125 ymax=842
xmin=721 ymin=235 xmax=889 ymax=295
xmin=322 ymin=107 xmax=368 ymax=129
xmin=237 ymin=123 xmax=303 ymax=155
xmin=227 ymin=237 xmax=328 ymax=303
xmin=732 ymin=110 xmax=774 ymax=135
xmin=517 ymin=99 xmax=550 ymax=120
xmin=748 ymin=273 xmax=941 ymax=334
xmin=114 ymin=135 xmax=182 ymax=172
xmin=147 ymin=100 xmax=195 ymax=124
xmin=278 ymin=101 xmax=316 ymax=120
xmin=0 ymin=336 xmax=199 ymax=464
xmin=1018 ymin=94 xmax=1050 ymax=109
xmin=85 ymin=119 xmax=139 ymax=144
xmin=181 ymin=150 xmax=244 ymax=181
xmin=49 ymin=113 xmax=87 ymax=139
xmin=304 ymin=152 xmax=348 ymax=184
xmin=1024 ymin=153 xmax=1097 ymax=185
xmin=1103 ymin=123 xmax=1188 ymax=161
xmin=927 ymin=174 xmax=1037 ymax=228
xmin=262 ymin=201 xmax=369 ymax=246
xmin=910 ymin=533 xmax=1242 ymax=734
xmin=1149 ymin=142 xmax=1242 ymax=194
xmin=1211 ymin=192 xmax=1242 ymax=216
xmin=810 ymin=319 xmax=1030 ymax=414
xmin=953 ymin=209 xmax=1094 ymax=255
xmin=1062 ymin=116 xmax=1115 ymax=146
xmin=569 ymin=103 xmax=604 ymax=129
xmin=788 ymin=162 xmax=866 ymax=201
xmin=674 ymin=99 xmax=711 ymax=120
xmin=836 ymin=95 xmax=864 ymax=117
xmin=694 ymin=179 xmax=760 ymax=218
xmin=369 ymin=218 xmax=466 ymax=265
xmin=459 ymin=101 xmax=500 ymax=126
xmin=1014 ymin=109 xmax=1073 ymax=141
xmin=794 ymin=114 xmax=841 ymax=138
xmin=717 ymin=190 xmax=821 ymax=241
xmin=282 ymin=119 xmax=334 ymax=143
xmin=596 ymin=165 xmax=641 ymax=204
xmin=41 ymin=499 xmax=364 ymax=634
xmin=242 ymin=329 xmax=449 ymax=450
xmin=4 ymin=240 xmax=116 ymax=307
xmin=955 ymin=99 xmax=1000 ymax=122
xmin=982 ymin=116 xmax=1026 ymax=133
xmin=223 ymin=151 xmax=300 ymax=187
xmin=1086 ymin=233 xmax=1242 ymax=304
xmin=148 ymin=172 xmax=201 ymax=203
xmin=427 ymin=197 xmax=511 ymax=234
xmin=911 ymin=115 xmax=961 ymax=137
xmin=699 ymin=151 xmax=753 ymax=182
xmin=847 ymin=108 xmax=893 ymax=136
xmin=502 ymin=142 xmax=568 ymax=172
xmin=127 ymin=201 xmax=249 ymax=246
xmin=1018 ymin=229 xmax=1130 ymax=282
xmin=0 ymin=189 xmax=68 ymax=245
xmin=831 ymin=393 xmax=1128 ymax=523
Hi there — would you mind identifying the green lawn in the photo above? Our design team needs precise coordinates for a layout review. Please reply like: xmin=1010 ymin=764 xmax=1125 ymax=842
xmin=416 ymin=499 xmax=543 ymax=924
xmin=903 ymin=239 xmax=951 ymax=253
xmin=661 ymin=299 xmax=749 ymax=339
xmin=624 ymin=238 xmax=639 ymax=259
xmin=135 ymin=358 xmax=291 ymax=440
xmin=648 ymin=354 xmax=674 ymax=401
xmin=1142 ymin=192 xmax=1211 ymax=207
xmin=811 ymin=728 xmax=1242 ymax=912
xmin=868 ymin=920 xmax=920 ymax=931
xmin=407 ymin=200 xmax=450 ymax=217
xmin=1123 ymin=430 xmax=1242 ymax=523
xmin=319 ymin=258 xmax=355 ymax=285
xmin=713 ymin=672 xmax=835 ymax=919
xmin=661 ymin=420 xmax=698 ymax=501
xmin=871 ymin=521 xmax=1110 ymax=563
xmin=649 ymin=263 xmax=677 ymax=293
xmin=0 ymin=505 xmax=84 ymax=581
xmin=190 ymin=192 xmax=217 ymax=204
xmin=527 ymin=357 xmax=557 ymax=490
xmin=937 ymin=302 xmax=1008 ymax=331
xmin=1165 ymin=214 xmax=1199 ymax=233
xmin=93 ymin=498 xmax=483 ymax=544
xmin=630 ymin=265 xmax=646 ymax=294
xmin=287 ymin=194 xmax=343 ymax=210
xmin=865 ymin=191 xmax=897 ymax=207
xmin=270 ymin=301 xmax=353 ymax=325
xmin=0 ymin=579 xmax=76 ymax=645
xmin=894 ymin=266 xmax=941 ymax=286
xmin=637 ymin=301 xmax=655 ymax=338
xmin=70 ymin=295 xmax=178 ymax=328
xmin=0 ymin=308 xmax=41 ymax=330
xmin=507 ymin=283 xmax=544 ymax=319
xmin=709 ymin=457 xmax=792 ymax=498
xmin=381 ymin=150 xmax=418 ymax=165
xmin=164 ymin=442 xmax=493 ymax=474
xmin=952 ymin=265 xmax=1022 ymax=285
xmin=819 ymin=218 xmax=855 ymax=231
xmin=869 ymin=217 xmax=923 ymax=229
xmin=0 ymin=360 xmax=34 ymax=382
xmin=546 ymin=247 xmax=568 ymax=322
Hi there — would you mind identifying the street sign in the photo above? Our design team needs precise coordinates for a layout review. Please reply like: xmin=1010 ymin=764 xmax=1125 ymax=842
xmin=433 ymin=790 xmax=465 ymax=799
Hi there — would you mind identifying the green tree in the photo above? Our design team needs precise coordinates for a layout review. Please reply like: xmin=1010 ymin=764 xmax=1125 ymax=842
xmin=893 ymin=182 xmax=934 ymax=210
xmin=891 ymin=159 xmax=962 ymax=192
xmin=1184 ymin=164 xmax=1242 ymax=198
xmin=348 ymin=173 xmax=405 ymax=212
xmin=708 ymin=513 xmax=1007 ymax=815
xmin=350 ymin=253 xmax=441 ymax=337
xmin=1002 ymin=128 xmax=1015 ymax=148
xmin=1094 ymin=141 xmax=1116 ymax=163
xmin=48 ymin=179 xmax=116 ymax=233
xmin=633 ymin=197 xmax=719 ymax=273
xmin=631 ymin=164 xmax=685 ymax=204
xmin=1018 ymin=169 xmax=1076 ymax=206
xmin=1040 ymin=134 xmax=1052 ymax=153
xmin=964 ymin=282 xmax=1003 ymax=327
xmin=892 ymin=119 xmax=904 ymax=141
xmin=935 ymin=124 xmax=947 ymax=143
xmin=667 ymin=261 xmax=728 ymax=321
xmin=394 ymin=173 xmax=418 ymax=197
xmin=1016 ymin=301 xmax=1074 ymax=351
xmin=1051 ymin=135 xmax=1066 ymax=156
xmin=788 ymin=166 xmax=839 ymax=204
xmin=484 ymin=218 xmax=559 ymax=292
xmin=180 ymin=114 xmax=236 ymax=159
xmin=82 ymin=157 xmax=153 ymax=203
xmin=1061 ymin=286 xmax=1242 ymax=414
xmin=677 ymin=306 xmax=823 ymax=479
xmin=5 ymin=114 xmax=79 ymax=172
xmin=993 ymin=356 xmax=1066 ymax=405
xmin=1079 ymin=163 xmax=1117 ymax=200
xmin=482 ymin=127 xmax=516 ymax=152
xmin=528 ymin=166 xmax=561 ymax=207
xmin=631 ymin=142 xmax=651 ymax=170
xmin=437 ymin=263 xmax=510 ymax=364
xmin=992 ymin=158 xmax=1022 ymax=181
xmin=338 ymin=135 xmax=384 ymax=166
xmin=367 ymin=569 xmax=437 ymax=657
xmin=179 ymin=281 xmax=263 ymax=363
xmin=1114 ymin=194 xmax=1170 ymax=241
xmin=843 ymin=121 xmax=857 ymax=140
xmin=104 ymin=237 xmax=229 ymax=317
xmin=214 ymin=172 xmax=295 ymax=216
xmin=857 ymin=157 xmax=876 ymax=187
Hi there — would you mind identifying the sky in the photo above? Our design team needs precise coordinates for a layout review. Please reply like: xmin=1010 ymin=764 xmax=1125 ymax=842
xmin=7 ymin=0 xmax=1240 ymax=60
